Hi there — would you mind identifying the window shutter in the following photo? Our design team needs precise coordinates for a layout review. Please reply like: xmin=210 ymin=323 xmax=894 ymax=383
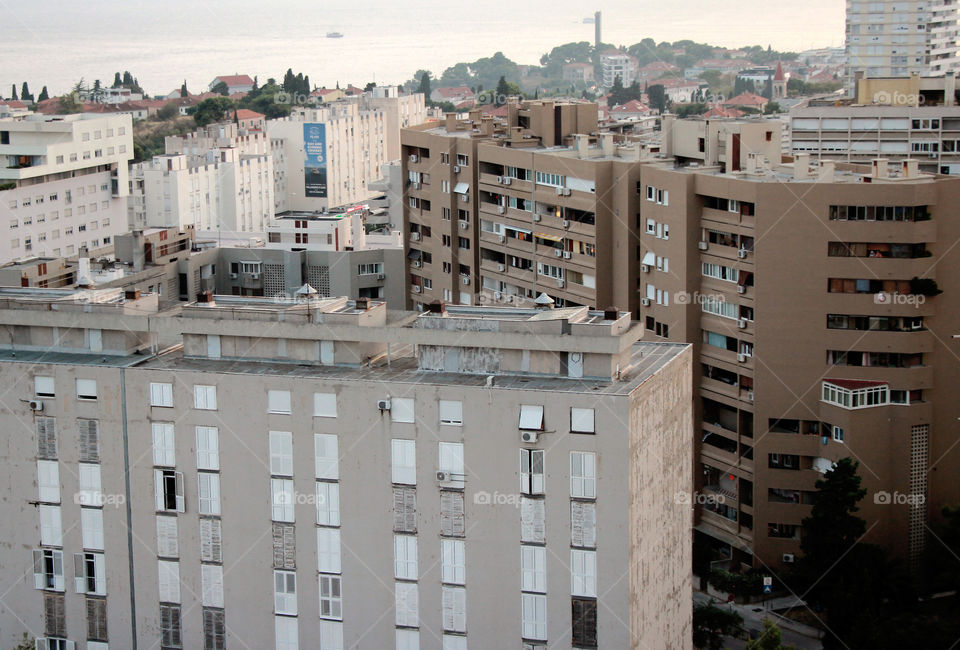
xmin=272 ymin=522 xmax=295 ymax=569
xmin=316 ymin=528 xmax=341 ymax=574
xmin=201 ymin=564 xmax=224 ymax=608
xmin=520 ymin=497 xmax=545 ymax=544
xmin=195 ymin=426 xmax=219 ymax=470
xmin=158 ymin=560 xmax=180 ymax=603
xmin=74 ymin=553 xmax=87 ymax=593
xmin=81 ymin=507 xmax=104 ymax=550
xmin=92 ymin=554 xmax=106 ymax=595
xmin=201 ymin=519 xmax=223 ymax=563
xmin=531 ymin=450 xmax=544 ymax=494
xmin=441 ymin=586 xmax=466 ymax=632
xmin=572 ymin=598 xmax=597 ymax=646
xmin=174 ymin=471 xmax=185 ymax=512
xmin=78 ymin=419 xmax=100 ymax=462
xmin=33 ymin=549 xmax=45 ymax=589
xmin=315 ymin=434 xmax=339 ymax=479
xmin=157 ymin=516 xmax=179 ymax=558
xmin=393 ymin=487 xmax=417 ymax=533
xmin=161 ymin=604 xmax=182 ymax=647
xmin=37 ymin=460 xmax=60 ymax=504
xmin=439 ymin=491 xmax=464 ymax=537
xmin=154 ymin=470 xmax=165 ymax=511
xmin=86 ymin=597 xmax=107 ymax=641
xmin=571 ymin=501 xmax=597 ymax=548
xmin=37 ymin=417 xmax=57 ymax=460
xmin=395 ymin=581 xmax=419 ymax=627
xmin=44 ymin=592 xmax=66 ymax=636
xmin=203 ymin=608 xmax=226 ymax=650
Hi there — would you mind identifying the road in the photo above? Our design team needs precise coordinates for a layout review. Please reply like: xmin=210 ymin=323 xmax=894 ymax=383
xmin=694 ymin=591 xmax=823 ymax=649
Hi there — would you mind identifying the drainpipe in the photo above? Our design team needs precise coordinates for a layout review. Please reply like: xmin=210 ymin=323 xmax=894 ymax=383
xmin=120 ymin=368 xmax=138 ymax=648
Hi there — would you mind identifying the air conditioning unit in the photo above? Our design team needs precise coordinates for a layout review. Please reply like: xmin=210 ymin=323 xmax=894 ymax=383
xmin=533 ymin=215 xmax=541 ymax=222
xmin=453 ymin=165 xmax=461 ymax=173
xmin=737 ymin=353 xmax=747 ymax=363
xmin=563 ymin=188 xmax=572 ymax=196
xmin=747 ymin=390 xmax=754 ymax=401
xmin=563 ymin=251 xmax=571 ymax=259
xmin=521 ymin=430 xmax=539 ymax=443
xmin=436 ymin=471 xmax=450 ymax=482
xmin=641 ymin=298 xmax=651 ymax=306
xmin=556 ymin=187 xmax=564 ymax=196
xmin=698 ymin=241 xmax=709 ymax=250
xmin=460 ymin=194 xmax=469 ymax=203
xmin=460 ymin=221 xmax=469 ymax=230
xmin=377 ymin=274 xmax=385 ymax=281
xmin=413 ymin=285 xmax=422 ymax=293
xmin=738 ymin=318 xmax=747 ymax=329
xmin=229 ymin=272 xmax=238 ymax=279
xmin=29 ymin=399 xmax=44 ymax=411
xmin=251 ymin=273 xmax=260 ymax=280
xmin=409 ymin=154 xmax=419 ymax=163
xmin=462 ymin=276 xmax=471 ymax=285
xmin=498 ymin=205 xmax=506 ymax=214
xmin=496 ymin=176 xmax=504 ymax=184
xmin=411 ymin=232 xmax=421 ymax=241
xmin=498 ymin=235 xmax=506 ymax=243
xmin=562 ymin=220 xmax=570 ymax=228
xmin=412 ymin=260 xmax=421 ymax=268
xmin=782 ymin=553 xmax=795 ymax=564
xmin=737 ymin=285 xmax=746 ymax=294
xmin=737 ymin=249 xmax=747 ymax=259
xmin=641 ymin=264 xmax=650 ymax=273
xmin=412 ymin=182 xmax=421 ymax=190
xmin=502 ymin=177 xmax=511 ymax=186
xmin=556 ymin=279 xmax=565 ymax=288
xmin=494 ymin=291 xmax=502 ymax=300
xmin=377 ymin=399 xmax=392 ymax=410
xmin=554 ymin=249 xmax=563 ymax=257
xmin=497 ymin=264 xmax=505 ymax=272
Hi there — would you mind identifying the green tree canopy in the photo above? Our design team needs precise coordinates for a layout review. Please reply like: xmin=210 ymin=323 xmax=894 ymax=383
xmin=37 ymin=86 xmax=49 ymax=102
xmin=20 ymin=82 xmax=33 ymax=102
xmin=191 ymin=96 xmax=236 ymax=127
xmin=745 ymin=619 xmax=796 ymax=650
xmin=210 ymin=81 xmax=229 ymax=96
xmin=692 ymin=603 xmax=744 ymax=650
xmin=417 ymin=71 xmax=431 ymax=97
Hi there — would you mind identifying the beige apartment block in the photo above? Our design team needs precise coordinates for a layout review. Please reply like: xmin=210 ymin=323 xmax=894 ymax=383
xmin=401 ymin=101 xmax=960 ymax=570
xmin=0 ymin=288 xmax=692 ymax=650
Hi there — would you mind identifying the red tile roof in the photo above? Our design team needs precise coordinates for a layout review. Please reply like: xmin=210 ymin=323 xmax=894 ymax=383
xmin=774 ymin=62 xmax=786 ymax=82
xmin=0 ymin=99 xmax=28 ymax=109
xmin=235 ymin=109 xmax=264 ymax=120
xmin=436 ymin=86 xmax=474 ymax=98
xmin=611 ymin=99 xmax=650 ymax=114
xmin=480 ymin=104 xmax=509 ymax=117
xmin=703 ymin=106 xmax=745 ymax=118
xmin=214 ymin=75 xmax=254 ymax=86
xmin=723 ymin=92 xmax=767 ymax=107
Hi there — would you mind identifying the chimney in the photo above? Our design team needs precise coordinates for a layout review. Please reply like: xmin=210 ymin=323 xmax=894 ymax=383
xmin=77 ymin=258 xmax=93 ymax=287
xmin=872 ymin=158 xmax=889 ymax=179
xmin=575 ymin=134 xmax=590 ymax=159
xmin=196 ymin=290 xmax=214 ymax=303
xmin=946 ymin=71 xmax=956 ymax=107
xmin=902 ymin=159 xmax=919 ymax=178
xmin=444 ymin=112 xmax=457 ymax=132
xmin=818 ymin=160 xmax=835 ymax=182
xmin=468 ymin=109 xmax=481 ymax=123
xmin=794 ymin=153 xmax=810 ymax=180
xmin=355 ymin=296 xmax=370 ymax=311
xmin=600 ymin=133 xmax=615 ymax=157
xmin=427 ymin=300 xmax=446 ymax=314
xmin=603 ymin=306 xmax=619 ymax=320
xmin=480 ymin=117 xmax=494 ymax=136
xmin=124 ymin=289 xmax=141 ymax=301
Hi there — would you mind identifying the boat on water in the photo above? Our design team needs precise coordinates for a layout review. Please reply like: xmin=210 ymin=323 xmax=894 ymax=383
xmin=326 ymin=32 xmax=343 ymax=38
xmin=582 ymin=17 xmax=595 ymax=24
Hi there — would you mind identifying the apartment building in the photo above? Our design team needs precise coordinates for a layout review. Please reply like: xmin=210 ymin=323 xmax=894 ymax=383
xmin=401 ymin=101 xmax=960 ymax=569
xmin=129 ymin=121 xmax=275 ymax=233
xmin=0 ymin=287 xmax=692 ymax=650
xmin=0 ymin=113 xmax=133 ymax=264
xmin=845 ymin=0 xmax=960 ymax=91
xmin=792 ymin=73 xmax=960 ymax=173
xmin=360 ymin=87 xmax=428 ymax=161
xmin=600 ymin=51 xmax=638 ymax=88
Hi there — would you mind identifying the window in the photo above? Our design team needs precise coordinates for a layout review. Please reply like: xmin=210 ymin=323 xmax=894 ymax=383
xmin=152 ymin=423 xmax=176 ymax=466
xmin=397 ymin=629 xmax=420 ymax=650
xmin=358 ymin=262 xmax=384 ymax=275
xmin=392 ymin=397 xmax=415 ymax=423
xmin=155 ymin=469 xmax=185 ymax=512
xmin=37 ymin=417 xmax=57 ymax=460
xmin=197 ymin=473 xmax=221 ymax=515
xmin=35 ymin=376 xmax=55 ymax=398
xmin=394 ymin=534 xmax=418 ymax=580
xmin=833 ymin=426 xmax=845 ymax=443
xmin=156 ymin=516 xmax=179 ymax=558
xmin=520 ymin=497 xmax=545 ymax=543
xmin=269 ymin=390 xmax=292 ymax=414
xmin=392 ymin=439 xmax=417 ymax=485
xmin=439 ymin=400 xmax=463 ymax=426
xmin=572 ymin=598 xmax=598 ymax=647
xmin=76 ymin=378 xmax=97 ymax=401
xmin=319 ymin=574 xmax=343 ymax=620
xmin=275 ymin=616 xmax=298 ymax=650
xmin=274 ymin=570 xmax=297 ymax=615
xmin=441 ymin=586 xmax=466 ymax=632
xmin=74 ymin=551 xmax=106 ymax=595
xmin=522 ymin=593 xmax=547 ymax=640
xmin=43 ymin=592 xmax=66 ymax=637
xmin=202 ymin=608 xmax=226 ymax=650
xmin=81 ymin=508 xmax=104 ymax=550
xmin=315 ymin=434 xmax=339 ymax=479
xmin=196 ymin=426 xmax=219 ymax=470
xmin=201 ymin=564 xmax=224 ymax=607
xmin=316 ymin=482 xmax=340 ymax=526
xmin=314 ymin=392 xmax=337 ymax=417
xmin=150 ymin=383 xmax=173 ymax=407
xmin=438 ymin=442 xmax=464 ymax=487
xmin=570 ymin=452 xmax=597 ymax=498
xmin=86 ymin=596 xmax=108 ymax=641
xmin=519 ymin=404 xmax=544 ymax=431
xmin=441 ymin=539 xmax=465 ymax=585
xmin=317 ymin=527 xmax=341 ymax=573
xmin=270 ymin=431 xmax=294 ymax=476
xmin=571 ymin=549 xmax=597 ymax=597
xmin=520 ymin=449 xmax=545 ymax=495
xmin=521 ymin=545 xmax=546 ymax=593
xmin=394 ymin=487 xmax=417 ymax=533
xmin=194 ymin=385 xmax=217 ymax=410
xmin=157 ymin=560 xmax=181 ymax=603
xmin=272 ymin=522 xmax=295 ymax=569
xmin=439 ymin=490 xmax=465 ymax=537
xmin=37 ymin=460 xmax=60 ymax=503
xmin=395 ymin=581 xmax=419 ymax=627
xmin=77 ymin=463 xmax=101 ymax=506
xmin=571 ymin=407 xmax=595 ymax=433
xmin=571 ymin=501 xmax=597 ymax=548
xmin=160 ymin=604 xmax=182 ymax=648
xmin=271 ymin=478 xmax=294 ymax=522
xmin=33 ymin=548 xmax=65 ymax=591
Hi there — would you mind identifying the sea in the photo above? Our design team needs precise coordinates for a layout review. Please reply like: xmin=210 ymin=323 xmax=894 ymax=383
xmin=2 ymin=0 xmax=844 ymax=97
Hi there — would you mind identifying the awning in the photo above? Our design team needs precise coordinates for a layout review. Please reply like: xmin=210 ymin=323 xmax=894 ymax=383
xmin=454 ymin=182 xmax=469 ymax=194
xmin=519 ymin=404 xmax=544 ymax=430
xmin=507 ymin=226 xmax=532 ymax=235
xmin=641 ymin=252 xmax=656 ymax=266
xmin=535 ymin=232 xmax=563 ymax=243
xmin=407 ymin=249 xmax=422 ymax=260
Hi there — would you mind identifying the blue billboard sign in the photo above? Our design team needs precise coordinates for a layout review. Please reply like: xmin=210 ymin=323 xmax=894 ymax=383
xmin=304 ymin=123 xmax=327 ymax=198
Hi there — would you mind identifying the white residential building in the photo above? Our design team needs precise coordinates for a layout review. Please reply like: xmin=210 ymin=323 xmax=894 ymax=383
xmin=265 ymin=205 xmax=401 ymax=251
xmin=0 ymin=113 xmax=133 ymax=263
xmin=600 ymin=51 xmax=638 ymax=88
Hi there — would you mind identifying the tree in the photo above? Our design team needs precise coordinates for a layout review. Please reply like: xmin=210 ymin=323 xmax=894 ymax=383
xmin=180 ymin=80 xmax=189 ymax=97
xmin=607 ymin=76 xmax=625 ymax=106
xmin=495 ymin=75 xmax=510 ymax=105
xmin=418 ymin=71 xmax=431 ymax=97
xmin=648 ymin=84 xmax=667 ymax=113
xmin=191 ymin=96 xmax=236 ymax=127
xmin=156 ymin=102 xmax=179 ymax=120
xmin=37 ymin=86 xmax=49 ymax=102
xmin=763 ymin=101 xmax=781 ymax=114
xmin=20 ymin=82 xmax=32 ymax=102
xmin=692 ymin=603 xmax=744 ymax=650
xmin=57 ymin=81 xmax=85 ymax=114
xmin=10 ymin=84 xmax=17 ymax=100
xmin=210 ymin=81 xmax=229 ymax=96
xmin=113 ymin=72 xmax=123 ymax=88
xmin=745 ymin=619 xmax=796 ymax=650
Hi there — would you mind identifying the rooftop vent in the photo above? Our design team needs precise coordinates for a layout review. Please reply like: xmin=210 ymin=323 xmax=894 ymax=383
xmin=603 ymin=306 xmax=619 ymax=320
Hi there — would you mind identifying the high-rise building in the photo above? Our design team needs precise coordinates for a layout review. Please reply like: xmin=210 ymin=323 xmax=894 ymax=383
xmin=0 ymin=287 xmax=692 ymax=649
xmin=845 ymin=0 xmax=960 ymax=91
xmin=401 ymin=101 xmax=960 ymax=569
xmin=0 ymin=113 xmax=134 ymax=263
